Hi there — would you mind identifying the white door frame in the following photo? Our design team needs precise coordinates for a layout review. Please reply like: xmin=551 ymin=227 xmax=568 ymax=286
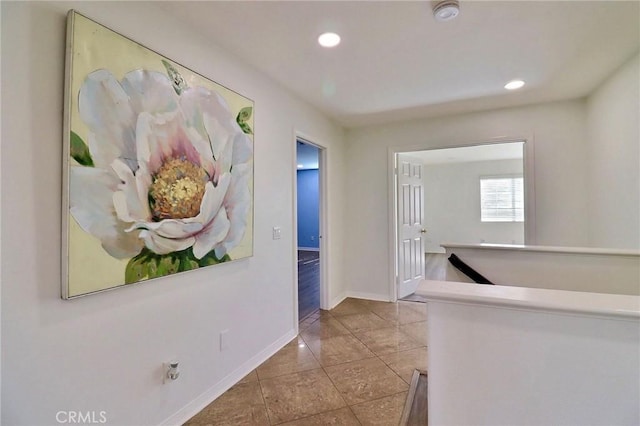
xmin=293 ymin=131 xmax=329 ymax=327
xmin=387 ymin=137 xmax=536 ymax=301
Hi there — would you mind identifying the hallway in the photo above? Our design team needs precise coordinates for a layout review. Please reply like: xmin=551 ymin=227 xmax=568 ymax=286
xmin=186 ymin=298 xmax=428 ymax=425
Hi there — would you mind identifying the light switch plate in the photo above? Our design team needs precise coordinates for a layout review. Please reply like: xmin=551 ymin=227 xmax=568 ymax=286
xmin=272 ymin=227 xmax=281 ymax=240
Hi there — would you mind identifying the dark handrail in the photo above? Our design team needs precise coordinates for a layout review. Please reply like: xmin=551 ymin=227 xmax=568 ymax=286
xmin=448 ymin=253 xmax=494 ymax=285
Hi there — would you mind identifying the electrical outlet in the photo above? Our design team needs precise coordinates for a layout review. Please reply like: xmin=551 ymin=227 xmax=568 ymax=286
xmin=162 ymin=360 xmax=180 ymax=384
xmin=272 ymin=227 xmax=281 ymax=240
xmin=220 ymin=329 xmax=230 ymax=351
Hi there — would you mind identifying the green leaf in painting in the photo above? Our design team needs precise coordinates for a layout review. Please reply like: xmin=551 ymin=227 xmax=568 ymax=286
xmin=238 ymin=122 xmax=253 ymax=135
xmin=70 ymin=131 xmax=94 ymax=166
xmin=125 ymin=250 xmax=152 ymax=284
xmin=154 ymin=256 xmax=180 ymax=278
xmin=162 ymin=59 xmax=187 ymax=95
xmin=198 ymin=251 xmax=231 ymax=267
xmin=237 ymin=106 xmax=252 ymax=122
xmin=236 ymin=106 xmax=253 ymax=135
xmin=124 ymin=247 xmax=231 ymax=284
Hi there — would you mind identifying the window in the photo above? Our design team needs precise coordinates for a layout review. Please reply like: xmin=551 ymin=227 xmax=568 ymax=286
xmin=480 ymin=175 xmax=524 ymax=222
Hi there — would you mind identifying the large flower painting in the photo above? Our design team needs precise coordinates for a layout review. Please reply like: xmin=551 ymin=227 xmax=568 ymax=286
xmin=62 ymin=11 xmax=254 ymax=298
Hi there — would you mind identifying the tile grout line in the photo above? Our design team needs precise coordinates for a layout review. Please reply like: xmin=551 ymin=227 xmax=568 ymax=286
xmin=256 ymin=379 xmax=275 ymax=425
xmin=314 ymin=302 xmax=413 ymax=416
xmin=344 ymin=309 xmax=415 ymax=394
xmin=261 ymin=318 xmax=324 ymax=425
xmin=349 ymin=389 xmax=411 ymax=416
xmin=345 ymin=303 xmax=423 ymax=417
xmin=345 ymin=404 xmax=364 ymax=426
xmin=307 ymin=311 xmax=371 ymax=411
xmin=249 ymin=301 xmax=429 ymax=424
xmin=299 ymin=312 xmax=357 ymax=424
xmin=185 ymin=299 xmax=427 ymax=425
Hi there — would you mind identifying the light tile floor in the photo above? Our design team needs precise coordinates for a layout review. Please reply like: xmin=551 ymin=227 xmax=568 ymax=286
xmin=185 ymin=298 xmax=428 ymax=425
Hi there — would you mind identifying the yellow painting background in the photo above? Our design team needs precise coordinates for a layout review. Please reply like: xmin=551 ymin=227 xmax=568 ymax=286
xmin=66 ymin=12 xmax=254 ymax=297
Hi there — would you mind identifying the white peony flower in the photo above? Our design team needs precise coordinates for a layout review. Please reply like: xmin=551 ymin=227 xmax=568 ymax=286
xmin=70 ymin=69 xmax=252 ymax=262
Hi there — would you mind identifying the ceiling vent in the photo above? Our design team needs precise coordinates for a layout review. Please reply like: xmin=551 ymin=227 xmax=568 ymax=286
xmin=432 ymin=0 xmax=460 ymax=22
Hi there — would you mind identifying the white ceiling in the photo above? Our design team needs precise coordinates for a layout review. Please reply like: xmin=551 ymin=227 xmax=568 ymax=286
xmin=162 ymin=1 xmax=640 ymax=128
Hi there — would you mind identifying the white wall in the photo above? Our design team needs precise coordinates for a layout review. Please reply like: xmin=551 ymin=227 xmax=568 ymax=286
xmin=345 ymin=100 xmax=588 ymax=299
xmin=424 ymin=159 xmax=524 ymax=251
xmin=427 ymin=300 xmax=640 ymax=426
xmin=586 ymin=53 xmax=640 ymax=249
xmin=443 ymin=245 xmax=640 ymax=296
xmin=0 ymin=2 xmax=346 ymax=425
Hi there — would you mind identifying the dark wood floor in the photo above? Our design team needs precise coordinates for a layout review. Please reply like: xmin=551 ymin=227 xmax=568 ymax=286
xmin=298 ymin=250 xmax=320 ymax=321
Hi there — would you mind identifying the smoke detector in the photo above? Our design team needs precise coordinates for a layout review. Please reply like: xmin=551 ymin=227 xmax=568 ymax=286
xmin=433 ymin=0 xmax=460 ymax=22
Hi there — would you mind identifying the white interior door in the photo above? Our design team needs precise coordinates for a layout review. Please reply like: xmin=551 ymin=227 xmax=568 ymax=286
xmin=397 ymin=154 xmax=426 ymax=298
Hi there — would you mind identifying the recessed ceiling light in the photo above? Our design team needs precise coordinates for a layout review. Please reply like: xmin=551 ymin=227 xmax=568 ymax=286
xmin=318 ymin=32 xmax=341 ymax=48
xmin=505 ymin=80 xmax=525 ymax=90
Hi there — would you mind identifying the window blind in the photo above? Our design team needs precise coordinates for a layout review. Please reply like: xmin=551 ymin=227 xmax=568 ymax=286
xmin=480 ymin=176 xmax=524 ymax=222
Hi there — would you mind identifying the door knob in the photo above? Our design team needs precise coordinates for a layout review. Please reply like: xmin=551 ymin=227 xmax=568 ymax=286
xmin=420 ymin=229 xmax=427 ymax=233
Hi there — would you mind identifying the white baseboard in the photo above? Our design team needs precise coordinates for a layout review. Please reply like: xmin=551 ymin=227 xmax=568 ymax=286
xmin=297 ymin=247 xmax=320 ymax=252
xmin=346 ymin=291 xmax=392 ymax=302
xmin=330 ymin=292 xmax=391 ymax=309
xmin=160 ymin=329 xmax=297 ymax=426
xmin=329 ymin=293 xmax=347 ymax=310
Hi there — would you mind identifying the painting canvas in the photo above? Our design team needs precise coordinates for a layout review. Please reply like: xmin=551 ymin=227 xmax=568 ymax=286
xmin=62 ymin=11 xmax=254 ymax=299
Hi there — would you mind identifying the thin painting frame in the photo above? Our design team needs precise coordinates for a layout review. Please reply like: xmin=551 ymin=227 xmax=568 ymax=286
xmin=62 ymin=11 xmax=254 ymax=299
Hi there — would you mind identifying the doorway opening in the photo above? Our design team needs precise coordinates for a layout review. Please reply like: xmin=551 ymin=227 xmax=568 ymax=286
xmin=295 ymin=139 xmax=323 ymax=322
xmin=391 ymin=140 xmax=533 ymax=301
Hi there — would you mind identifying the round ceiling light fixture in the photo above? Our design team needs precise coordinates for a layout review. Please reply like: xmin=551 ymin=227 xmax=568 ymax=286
xmin=504 ymin=79 xmax=526 ymax=90
xmin=318 ymin=32 xmax=341 ymax=48
xmin=433 ymin=0 xmax=460 ymax=22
